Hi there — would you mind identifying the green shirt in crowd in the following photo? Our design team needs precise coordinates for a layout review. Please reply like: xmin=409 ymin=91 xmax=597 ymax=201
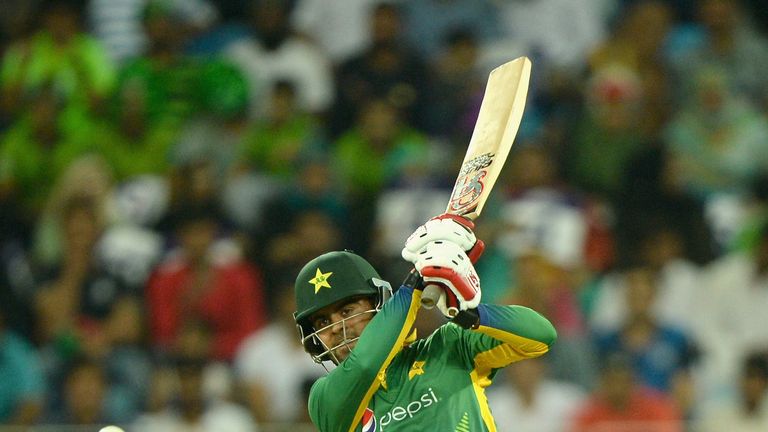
xmin=333 ymin=128 xmax=429 ymax=196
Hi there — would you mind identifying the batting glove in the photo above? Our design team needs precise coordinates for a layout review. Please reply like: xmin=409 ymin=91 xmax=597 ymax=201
xmin=402 ymin=213 xmax=485 ymax=264
xmin=409 ymin=240 xmax=482 ymax=316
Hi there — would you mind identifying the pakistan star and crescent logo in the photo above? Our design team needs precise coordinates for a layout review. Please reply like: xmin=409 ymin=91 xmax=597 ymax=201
xmin=409 ymin=361 xmax=426 ymax=380
xmin=309 ymin=268 xmax=333 ymax=293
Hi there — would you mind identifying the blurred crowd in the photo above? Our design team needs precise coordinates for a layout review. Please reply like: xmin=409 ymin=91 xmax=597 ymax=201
xmin=1 ymin=0 xmax=768 ymax=431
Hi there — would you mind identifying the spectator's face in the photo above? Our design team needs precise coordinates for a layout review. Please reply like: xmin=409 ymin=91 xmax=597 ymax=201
xmin=179 ymin=220 xmax=217 ymax=262
xmin=145 ymin=15 xmax=184 ymax=51
xmin=588 ymin=68 xmax=643 ymax=130
xmin=188 ymin=163 xmax=218 ymax=200
xmin=601 ymin=366 xmax=635 ymax=408
xmin=695 ymin=71 xmax=728 ymax=113
xmin=175 ymin=322 xmax=212 ymax=359
xmin=251 ymin=0 xmax=288 ymax=35
xmin=65 ymin=365 xmax=106 ymax=423
xmin=700 ymin=0 xmax=738 ymax=33
xmin=448 ymin=38 xmax=478 ymax=71
xmin=299 ymin=162 xmax=333 ymax=196
xmin=360 ymin=100 xmax=400 ymax=148
xmin=371 ymin=6 xmax=401 ymax=44
xmin=641 ymin=230 xmax=683 ymax=268
xmin=741 ymin=371 xmax=768 ymax=406
xmin=509 ymin=147 xmax=555 ymax=189
xmin=30 ymin=94 xmax=62 ymax=143
xmin=177 ymin=365 xmax=205 ymax=410
xmin=623 ymin=1 xmax=672 ymax=54
xmin=63 ymin=206 xmax=100 ymax=253
xmin=43 ymin=8 xmax=80 ymax=41
xmin=117 ymin=83 xmax=149 ymax=137
xmin=269 ymin=86 xmax=297 ymax=123
xmin=294 ymin=212 xmax=342 ymax=259
xmin=625 ymin=268 xmax=657 ymax=317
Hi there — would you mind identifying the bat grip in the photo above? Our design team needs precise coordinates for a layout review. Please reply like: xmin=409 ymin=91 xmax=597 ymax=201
xmin=421 ymin=284 xmax=442 ymax=309
xmin=420 ymin=284 xmax=480 ymax=329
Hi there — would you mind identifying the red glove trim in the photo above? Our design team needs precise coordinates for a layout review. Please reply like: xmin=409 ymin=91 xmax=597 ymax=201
xmin=430 ymin=213 xmax=485 ymax=263
xmin=419 ymin=265 xmax=480 ymax=302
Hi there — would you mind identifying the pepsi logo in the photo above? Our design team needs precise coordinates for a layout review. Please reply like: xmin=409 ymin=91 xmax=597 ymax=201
xmin=361 ymin=407 xmax=376 ymax=432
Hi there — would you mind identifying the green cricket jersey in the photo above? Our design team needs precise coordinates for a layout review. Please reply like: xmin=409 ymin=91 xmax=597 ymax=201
xmin=308 ymin=286 xmax=557 ymax=432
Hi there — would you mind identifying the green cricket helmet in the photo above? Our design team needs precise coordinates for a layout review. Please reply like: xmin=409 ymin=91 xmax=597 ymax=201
xmin=294 ymin=250 xmax=392 ymax=364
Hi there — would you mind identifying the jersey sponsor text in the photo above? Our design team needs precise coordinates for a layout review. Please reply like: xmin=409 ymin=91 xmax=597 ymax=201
xmin=378 ymin=388 xmax=439 ymax=430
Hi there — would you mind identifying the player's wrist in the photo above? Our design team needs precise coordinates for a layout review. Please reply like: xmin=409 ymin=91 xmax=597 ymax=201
xmin=452 ymin=308 xmax=480 ymax=329
xmin=475 ymin=304 xmax=490 ymax=327
xmin=401 ymin=269 xmax=424 ymax=291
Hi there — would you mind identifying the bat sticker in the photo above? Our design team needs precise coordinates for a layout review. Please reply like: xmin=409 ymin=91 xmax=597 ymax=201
xmin=448 ymin=169 xmax=488 ymax=213
xmin=458 ymin=152 xmax=495 ymax=176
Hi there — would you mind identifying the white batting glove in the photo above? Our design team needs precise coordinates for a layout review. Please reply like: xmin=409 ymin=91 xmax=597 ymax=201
xmin=402 ymin=214 xmax=484 ymax=264
xmin=409 ymin=241 xmax=482 ymax=315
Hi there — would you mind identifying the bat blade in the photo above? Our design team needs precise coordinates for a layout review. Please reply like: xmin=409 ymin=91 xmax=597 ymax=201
xmin=422 ymin=57 xmax=532 ymax=312
xmin=446 ymin=56 xmax=532 ymax=220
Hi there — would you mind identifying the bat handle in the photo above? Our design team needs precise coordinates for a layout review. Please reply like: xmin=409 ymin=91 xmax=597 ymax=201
xmin=420 ymin=284 xmax=480 ymax=329
xmin=421 ymin=284 xmax=442 ymax=309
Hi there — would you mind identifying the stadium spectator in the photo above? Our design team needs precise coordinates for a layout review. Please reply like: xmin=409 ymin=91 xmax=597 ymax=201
xmin=234 ymin=281 xmax=323 ymax=424
xmin=664 ymin=67 xmax=768 ymax=200
xmin=696 ymin=351 xmax=768 ymax=432
xmin=505 ymin=250 xmax=597 ymax=390
xmin=46 ymin=357 xmax=110 ymax=425
xmin=589 ymin=222 xmax=705 ymax=335
xmin=421 ymin=28 xmax=486 ymax=146
xmin=0 ymin=85 xmax=98 ymax=220
xmin=589 ymin=0 xmax=676 ymax=137
xmin=33 ymin=194 xmax=142 ymax=351
xmin=261 ymin=209 xmax=344 ymax=302
xmin=146 ymin=202 xmax=266 ymax=361
xmin=614 ymin=145 xmax=715 ymax=266
xmin=400 ymin=0 xmax=502 ymax=61
xmin=0 ymin=309 xmax=45 ymax=425
xmin=290 ymin=0 xmax=382 ymax=64
xmin=491 ymin=0 xmax=608 ymax=75
xmin=236 ymin=80 xmax=326 ymax=183
xmin=90 ymin=76 xmax=180 ymax=182
xmin=488 ymin=358 xmax=587 ymax=432
xmin=332 ymin=97 xmax=431 ymax=254
xmin=570 ymin=353 xmax=683 ymax=432
xmin=566 ymin=63 xmax=649 ymax=201
xmin=694 ymin=221 xmax=768 ymax=398
xmin=592 ymin=265 xmax=698 ymax=393
xmin=0 ymin=0 xmax=116 ymax=119
xmin=224 ymin=0 xmax=334 ymax=118
xmin=133 ymin=356 xmax=259 ymax=431
xmin=670 ymin=0 xmax=768 ymax=109
xmin=116 ymin=1 xmax=246 ymax=125
xmin=330 ymin=2 xmax=429 ymax=136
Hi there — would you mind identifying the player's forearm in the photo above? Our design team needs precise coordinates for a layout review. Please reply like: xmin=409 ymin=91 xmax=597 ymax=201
xmin=475 ymin=304 xmax=557 ymax=349
xmin=348 ymin=285 xmax=420 ymax=374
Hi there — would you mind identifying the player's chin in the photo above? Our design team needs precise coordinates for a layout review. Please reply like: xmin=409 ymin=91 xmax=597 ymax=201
xmin=334 ymin=340 xmax=357 ymax=360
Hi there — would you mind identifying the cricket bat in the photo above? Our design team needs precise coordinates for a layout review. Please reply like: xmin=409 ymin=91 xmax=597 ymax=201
xmin=421 ymin=56 xmax=532 ymax=312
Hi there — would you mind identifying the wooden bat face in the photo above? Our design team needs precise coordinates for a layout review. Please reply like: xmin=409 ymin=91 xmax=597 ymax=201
xmin=421 ymin=57 xmax=531 ymax=311
xmin=445 ymin=57 xmax=532 ymax=221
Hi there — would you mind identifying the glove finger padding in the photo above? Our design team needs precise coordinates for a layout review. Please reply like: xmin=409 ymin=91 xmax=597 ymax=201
xmin=412 ymin=241 xmax=481 ymax=310
xmin=402 ymin=214 xmax=481 ymax=264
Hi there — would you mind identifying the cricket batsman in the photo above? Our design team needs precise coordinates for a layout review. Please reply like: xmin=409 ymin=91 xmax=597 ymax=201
xmin=294 ymin=214 xmax=557 ymax=431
